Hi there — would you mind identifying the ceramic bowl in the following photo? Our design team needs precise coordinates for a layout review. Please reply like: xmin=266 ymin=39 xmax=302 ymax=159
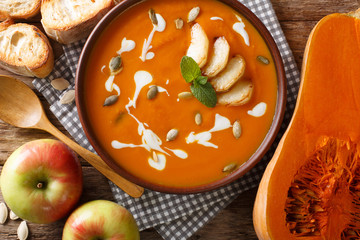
xmin=76 ymin=0 xmax=287 ymax=194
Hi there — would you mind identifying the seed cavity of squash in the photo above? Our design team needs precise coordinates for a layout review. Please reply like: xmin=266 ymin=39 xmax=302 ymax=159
xmin=285 ymin=137 xmax=360 ymax=238
xmin=256 ymin=55 xmax=270 ymax=65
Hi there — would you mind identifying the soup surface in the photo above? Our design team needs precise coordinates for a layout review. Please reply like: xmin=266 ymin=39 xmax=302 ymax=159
xmin=84 ymin=0 xmax=278 ymax=188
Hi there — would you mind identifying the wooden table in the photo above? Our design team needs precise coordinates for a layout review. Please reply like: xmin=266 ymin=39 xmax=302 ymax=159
xmin=0 ymin=1 xmax=359 ymax=239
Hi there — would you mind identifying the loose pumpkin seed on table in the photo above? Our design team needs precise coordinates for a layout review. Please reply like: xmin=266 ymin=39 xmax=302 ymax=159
xmin=50 ymin=78 xmax=70 ymax=91
xmin=0 ymin=202 xmax=8 ymax=224
xmin=59 ymin=89 xmax=75 ymax=105
xmin=9 ymin=210 xmax=19 ymax=220
xmin=17 ymin=221 xmax=28 ymax=240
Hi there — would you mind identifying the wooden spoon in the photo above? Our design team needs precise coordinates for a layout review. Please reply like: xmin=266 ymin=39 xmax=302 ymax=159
xmin=0 ymin=75 xmax=144 ymax=198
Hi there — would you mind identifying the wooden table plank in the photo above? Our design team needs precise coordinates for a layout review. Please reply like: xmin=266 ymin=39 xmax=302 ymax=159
xmin=0 ymin=1 xmax=359 ymax=239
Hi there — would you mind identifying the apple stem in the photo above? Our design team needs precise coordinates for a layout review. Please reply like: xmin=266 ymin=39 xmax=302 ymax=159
xmin=37 ymin=182 xmax=43 ymax=189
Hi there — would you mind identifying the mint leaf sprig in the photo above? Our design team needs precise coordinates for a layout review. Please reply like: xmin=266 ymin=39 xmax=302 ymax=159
xmin=180 ymin=56 xmax=217 ymax=108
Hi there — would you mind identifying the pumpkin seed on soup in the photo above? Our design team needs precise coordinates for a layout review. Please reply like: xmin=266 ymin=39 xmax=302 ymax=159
xmin=195 ymin=112 xmax=202 ymax=125
xmin=114 ymin=111 xmax=125 ymax=123
xmin=148 ymin=8 xmax=158 ymax=25
xmin=256 ymin=55 xmax=270 ymax=65
xmin=178 ymin=91 xmax=193 ymax=99
xmin=103 ymin=95 xmax=118 ymax=106
xmin=166 ymin=128 xmax=179 ymax=141
xmin=147 ymin=86 xmax=158 ymax=100
xmin=175 ymin=18 xmax=184 ymax=29
xmin=187 ymin=6 xmax=200 ymax=23
xmin=152 ymin=151 xmax=158 ymax=162
xmin=232 ymin=120 xmax=241 ymax=139
xmin=223 ymin=163 xmax=237 ymax=173
xmin=109 ymin=56 xmax=122 ymax=75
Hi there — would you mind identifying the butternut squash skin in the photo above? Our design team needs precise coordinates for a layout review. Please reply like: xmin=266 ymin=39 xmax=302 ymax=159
xmin=253 ymin=9 xmax=360 ymax=240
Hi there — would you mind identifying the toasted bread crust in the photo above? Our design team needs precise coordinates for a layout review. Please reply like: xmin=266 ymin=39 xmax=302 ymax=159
xmin=0 ymin=19 xmax=54 ymax=78
xmin=41 ymin=0 xmax=114 ymax=44
xmin=0 ymin=0 xmax=41 ymax=20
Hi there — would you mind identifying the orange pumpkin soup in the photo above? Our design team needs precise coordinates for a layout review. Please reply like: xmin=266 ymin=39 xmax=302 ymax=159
xmin=84 ymin=0 xmax=278 ymax=188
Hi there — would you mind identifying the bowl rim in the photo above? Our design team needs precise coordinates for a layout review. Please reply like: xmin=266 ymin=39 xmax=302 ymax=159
xmin=75 ymin=0 xmax=287 ymax=194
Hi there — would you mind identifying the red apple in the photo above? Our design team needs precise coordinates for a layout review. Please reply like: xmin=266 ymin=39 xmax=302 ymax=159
xmin=63 ymin=200 xmax=140 ymax=240
xmin=0 ymin=139 xmax=83 ymax=224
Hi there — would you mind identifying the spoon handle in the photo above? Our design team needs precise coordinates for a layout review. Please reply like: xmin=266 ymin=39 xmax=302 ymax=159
xmin=38 ymin=117 xmax=144 ymax=198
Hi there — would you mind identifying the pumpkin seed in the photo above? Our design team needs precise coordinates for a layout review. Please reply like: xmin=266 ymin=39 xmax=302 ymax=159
xmin=152 ymin=151 xmax=158 ymax=162
xmin=0 ymin=202 xmax=8 ymax=224
xmin=148 ymin=8 xmax=158 ymax=25
xmin=114 ymin=111 xmax=125 ymax=123
xmin=222 ymin=163 xmax=237 ymax=173
xmin=147 ymin=86 xmax=158 ymax=100
xmin=175 ymin=18 xmax=184 ymax=29
xmin=59 ymin=89 xmax=75 ymax=105
xmin=195 ymin=112 xmax=202 ymax=125
xmin=103 ymin=95 xmax=119 ymax=106
xmin=188 ymin=6 xmax=200 ymax=23
xmin=166 ymin=128 xmax=179 ymax=141
xmin=17 ymin=221 xmax=28 ymax=240
xmin=256 ymin=55 xmax=270 ymax=65
xmin=109 ymin=56 xmax=122 ymax=74
xmin=232 ymin=120 xmax=241 ymax=139
xmin=178 ymin=91 xmax=193 ymax=99
xmin=10 ymin=210 xmax=19 ymax=220
xmin=51 ymin=78 xmax=70 ymax=91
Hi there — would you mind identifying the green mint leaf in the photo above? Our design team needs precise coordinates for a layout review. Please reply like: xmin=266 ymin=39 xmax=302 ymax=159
xmin=180 ymin=56 xmax=201 ymax=83
xmin=196 ymin=75 xmax=208 ymax=85
xmin=190 ymin=82 xmax=217 ymax=108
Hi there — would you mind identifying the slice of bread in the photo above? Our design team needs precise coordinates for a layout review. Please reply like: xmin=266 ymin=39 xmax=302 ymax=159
xmin=0 ymin=0 xmax=41 ymax=20
xmin=41 ymin=0 xmax=115 ymax=44
xmin=0 ymin=19 xmax=54 ymax=78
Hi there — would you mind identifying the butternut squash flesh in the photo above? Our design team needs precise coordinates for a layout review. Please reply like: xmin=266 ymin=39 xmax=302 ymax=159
xmin=253 ymin=9 xmax=360 ymax=240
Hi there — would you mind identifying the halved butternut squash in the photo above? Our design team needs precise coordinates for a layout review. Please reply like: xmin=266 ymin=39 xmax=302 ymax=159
xmin=253 ymin=9 xmax=360 ymax=240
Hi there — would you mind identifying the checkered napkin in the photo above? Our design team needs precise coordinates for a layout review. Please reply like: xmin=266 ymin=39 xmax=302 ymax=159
xmin=33 ymin=0 xmax=300 ymax=239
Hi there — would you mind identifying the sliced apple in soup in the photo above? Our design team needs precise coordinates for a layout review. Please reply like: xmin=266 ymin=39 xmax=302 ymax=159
xmin=210 ymin=55 xmax=245 ymax=92
xmin=217 ymin=79 xmax=253 ymax=106
xmin=203 ymin=36 xmax=230 ymax=77
xmin=186 ymin=23 xmax=209 ymax=68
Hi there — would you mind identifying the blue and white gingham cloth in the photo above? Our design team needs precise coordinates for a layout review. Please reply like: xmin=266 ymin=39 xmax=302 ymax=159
xmin=33 ymin=1 xmax=300 ymax=239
